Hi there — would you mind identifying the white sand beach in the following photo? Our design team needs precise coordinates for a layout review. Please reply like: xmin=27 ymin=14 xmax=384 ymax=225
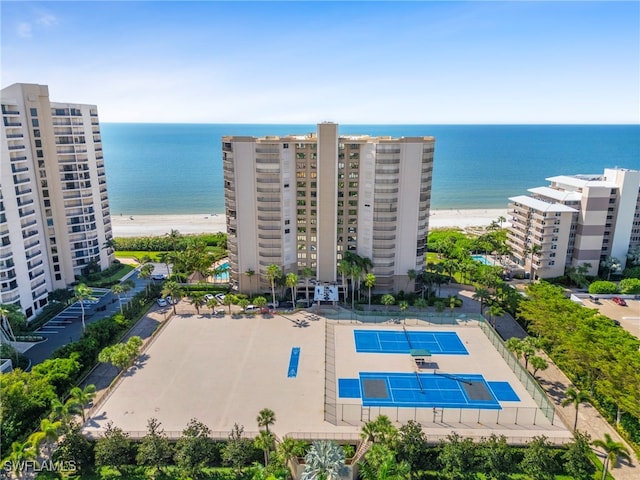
xmin=110 ymin=209 xmax=508 ymax=238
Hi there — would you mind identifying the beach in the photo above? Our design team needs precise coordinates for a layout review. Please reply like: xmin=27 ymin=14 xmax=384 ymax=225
xmin=110 ymin=209 xmax=509 ymax=237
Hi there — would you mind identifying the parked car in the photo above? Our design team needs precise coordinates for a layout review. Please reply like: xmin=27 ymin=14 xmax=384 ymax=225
xmin=279 ymin=301 xmax=294 ymax=310
xmin=214 ymin=308 xmax=226 ymax=315
xmin=151 ymin=273 xmax=166 ymax=280
xmin=296 ymin=300 xmax=313 ymax=308
xmin=204 ymin=293 xmax=215 ymax=302
xmin=156 ymin=298 xmax=167 ymax=307
xmin=165 ymin=296 xmax=177 ymax=305
xmin=612 ymin=297 xmax=627 ymax=306
xmin=267 ymin=300 xmax=279 ymax=308
xmin=244 ymin=305 xmax=259 ymax=312
xmin=215 ymin=293 xmax=226 ymax=304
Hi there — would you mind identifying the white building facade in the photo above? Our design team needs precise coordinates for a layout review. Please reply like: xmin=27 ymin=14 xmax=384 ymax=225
xmin=1 ymin=83 xmax=113 ymax=319
xmin=223 ymin=123 xmax=434 ymax=295
xmin=507 ymin=168 xmax=640 ymax=279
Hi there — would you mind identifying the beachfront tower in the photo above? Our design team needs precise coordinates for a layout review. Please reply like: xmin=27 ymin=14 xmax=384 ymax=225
xmin=1 ymin=83 xmax=113 ymax=320
xmin=222 ymin=122 xmax=434 ymax=296
xmin=507 ymin=168 xmax=640 ymax=279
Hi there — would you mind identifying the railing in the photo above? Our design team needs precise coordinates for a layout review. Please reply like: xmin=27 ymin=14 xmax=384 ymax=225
xmin=478 ymin=321 xmax=556 ymax=425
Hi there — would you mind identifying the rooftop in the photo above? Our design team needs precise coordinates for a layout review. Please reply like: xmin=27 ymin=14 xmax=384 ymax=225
xmin=509 ymin=195 xmax=579 ymax=213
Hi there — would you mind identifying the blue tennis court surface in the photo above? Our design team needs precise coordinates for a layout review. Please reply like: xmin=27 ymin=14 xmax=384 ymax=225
xmin=488 ymin=381 xmax=520 ymax=401
xmin=354 ymin=330 xmax=468 ymax=355
xmin=338 ymin=379 xmax=361 ymax=398
xmin=338 ymin=372 xmax=508 ymax=409
xmin=287 ymin=347 xmax=300 ymax=378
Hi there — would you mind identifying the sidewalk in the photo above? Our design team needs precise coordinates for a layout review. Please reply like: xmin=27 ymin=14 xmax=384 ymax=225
xmin=486 ymin=304 xmax=637 ymax=479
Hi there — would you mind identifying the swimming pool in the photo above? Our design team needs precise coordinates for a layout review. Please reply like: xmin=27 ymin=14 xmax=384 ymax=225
xmin=472 ymin=255 xmax=497 ymax=266
xmin=215 ymin=261 xmax=229 ymax=281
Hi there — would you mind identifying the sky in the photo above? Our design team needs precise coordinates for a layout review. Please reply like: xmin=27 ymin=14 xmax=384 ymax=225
xmin=1 ymin=1 xmax=639 ymax=124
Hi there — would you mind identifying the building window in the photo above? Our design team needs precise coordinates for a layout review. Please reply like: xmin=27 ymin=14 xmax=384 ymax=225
xmin=283 ymin=143 xmax=289 ymax=149
xmin=285 ymin=228 xmax=290 ymax=234
xmin=32 ymin=119 xmax=39 ymax=127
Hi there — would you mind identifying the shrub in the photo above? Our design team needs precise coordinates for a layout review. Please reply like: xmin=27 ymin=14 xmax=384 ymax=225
xmin=622 ymin=265 xmax=640 ymax=279
xmin=619 ymin=278 xmax=640 ymax=294
xmin=588 ymin=280 xmax=618 ymax=294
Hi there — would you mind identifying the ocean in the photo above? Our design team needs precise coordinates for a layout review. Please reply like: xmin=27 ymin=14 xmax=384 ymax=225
xmin=101 ymin=124 xmax=639 ymax=215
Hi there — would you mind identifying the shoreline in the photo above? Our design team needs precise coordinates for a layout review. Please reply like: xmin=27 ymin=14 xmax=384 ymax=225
xmin=111 ymin=208 xmax=509 ymax=238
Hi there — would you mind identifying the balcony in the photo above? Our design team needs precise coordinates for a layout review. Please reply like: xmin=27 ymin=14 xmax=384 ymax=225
xmin=15 ymin=187 xmax=33 ymax=196
xmin=22 ymin=229 xmax=38 ymax=240
xmin=7 ymin=144 xmax=25 ymax=151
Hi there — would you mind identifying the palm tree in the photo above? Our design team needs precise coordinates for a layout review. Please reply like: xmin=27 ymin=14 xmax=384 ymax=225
xmin=524 ymin=244 xmax=542 ymax=281
xmin=337 ymin=259 xmax=351 ymax=303
xmin=161 ymin=281 xmax=183 ymax=315
xmin=244 ymin=268 xmax=256 ymax=297
xmin=398 ymin=300 xmax=409 ymax=324
xmin=139 ymin=263 xmax=154 ymax=293
xmin=286 ymin=272 xmax=299 ymax=305
xmin=158 ymin=251 xmax=172 ymax=278
xmin=0 ymin=304 xmax=17 ymax=344
xmin=102 ymin=237 xmax=116 ymax=252
xmin=68 ymin=384 xmax=97 ymax=423
xmin=472 ymin=287 xmax=491 ymax=315
xmin=189 ymin=291 xmax=206 ymax=315
xmin=265 ymin=264 xmax=281 ymax=309
xmin=167 ymin=228 xmax=181 ymax=251
xmin=301 ymin=266 xmax=315 ymax=304
xmin=49 ymin=398 xmax=79 ymax=426
xmin=381 ymin=294 xmax=395 ymax=314
xmin=277 ymin=437 xmax=306 ymax=472
xmin=561 ymin=387 xmax=590 ymax=432
xmin=364 ymin=273 xmax=376 ymax=307
xmin=111 ymin=283 xmax=125 ymax=314
xmin=488 ymin=303 xmax=504 ymax=329
xmin=600 ymin=256 xmax=621 ymax=281
xmin=4 ymin=441 xmax=36 ymax=479
xmin=223 ymin=294 xmax=236 ymax=314
xmin=406 ymin=269 xmax=417 ymax=293
xmin=592 ymin=433 xmax=631 ymax=480
xmin=497 ymin=215 xmax=506 ymax=228
xmin=257 ymin=408 xmax=276 ymax=433
xmin=73 ymin=283 xmax=95 ymax=332
xmin=301 ymin=440 xmax=347 ymax=480
xmin=28 ymin=418 xmax=61 ymax=457
xmin=350 ymin=263 xmax=361 ymax=309
xmin=254 ymin=430 xmax=275 ymax=467
xmin=206 ymin=297 xmax=218 ymax=316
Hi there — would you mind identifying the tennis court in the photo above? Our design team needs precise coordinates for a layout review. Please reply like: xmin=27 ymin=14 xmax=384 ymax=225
xmin=338 ymin=372 xmax=505 ymax=409
xmin=354 ymin=329 xmax=468 ymax=355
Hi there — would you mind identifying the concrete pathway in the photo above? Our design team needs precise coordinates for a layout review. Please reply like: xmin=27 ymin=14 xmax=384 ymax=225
xmin=451 ymin=285 xmax=637 ymax=480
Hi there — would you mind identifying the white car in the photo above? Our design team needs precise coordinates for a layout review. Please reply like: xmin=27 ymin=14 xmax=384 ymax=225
xmin=156 ymin=298 xmax=167 ymax=307
xmin=165 ymin=296 xmax=177 ymax=305
xmin=215 ymin=293 xmax=226 ymax=304
xmin=204 ymin=293 xmax=215 ymax=302
xmin=151 ymin=273 xmax=166 ymax=280
xmin=244 ymin=305 xmax=259 ymax=312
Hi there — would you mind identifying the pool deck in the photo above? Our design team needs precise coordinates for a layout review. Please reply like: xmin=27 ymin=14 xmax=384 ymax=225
xmin=84 ymin=308 xmax=571 ymax=443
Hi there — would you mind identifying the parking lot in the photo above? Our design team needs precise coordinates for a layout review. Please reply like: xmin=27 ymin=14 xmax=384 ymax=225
xmin=581 ymin=296 xmax=640 ymax=338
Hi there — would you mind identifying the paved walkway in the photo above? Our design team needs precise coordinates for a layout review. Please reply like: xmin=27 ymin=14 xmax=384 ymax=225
xmin=452 ymin=286 xmax=637 ymax=480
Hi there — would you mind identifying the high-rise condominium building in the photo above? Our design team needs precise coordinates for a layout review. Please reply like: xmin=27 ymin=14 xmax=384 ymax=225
xmin=507 ymin=168 xmax=640 ymax=279
xmin=1 ymin=83 xmax=113 ymax=319
xmin=223 ymin=122 xmax=434 ymax=295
